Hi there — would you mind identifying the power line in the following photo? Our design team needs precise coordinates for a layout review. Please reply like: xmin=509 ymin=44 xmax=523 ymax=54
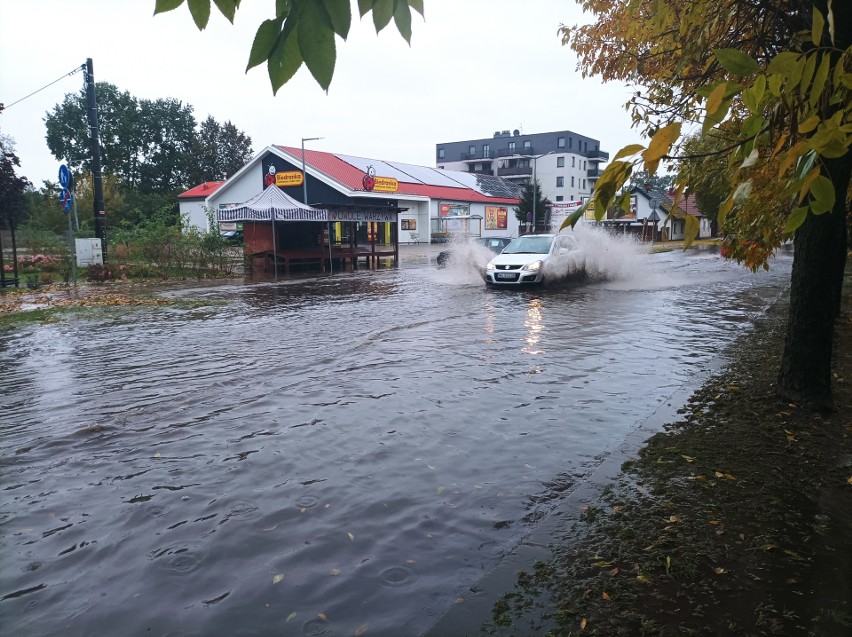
xmin=3 ymin=64 xmax=85 ymax=109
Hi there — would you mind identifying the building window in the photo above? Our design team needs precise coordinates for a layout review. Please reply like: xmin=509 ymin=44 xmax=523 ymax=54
xmin=469 ymin=145 xmax=476 ymax=156
xmin=583 ymin=160 xmax=587 ymax=170
xmin=571 ymin=176 xmax=575 ymax=187
xmin=583 ymin=179 xmax=587 ymax=189
xmin=557 ymin=137 xmax=565 ymax=148
xmin=557 ymin=157 xmax=565 ymax=168
xmin=509 ymin=141 xmax=516 ymax=153
xmin=483 ymin=144 xmax=490 ymax=158
xmin=556 ymin=195 xmax=564 ymax=202
xmin=571 ymin=157 xmax=575 ymax=167
xmin=524 ymin=140 xmax=531 ymax=150
xmin=556 ymin=176 xmax=564 ymax=187
xmin=438 ymin=148 xmax=445 ymax=159
xmin=569 ymin=137 xmax=572 ymax=148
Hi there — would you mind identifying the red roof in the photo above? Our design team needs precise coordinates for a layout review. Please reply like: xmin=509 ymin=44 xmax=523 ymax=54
xmin=178 ymin=181 xmax=225 ymax=199
xmin=276 ymin=146 xmax=520 ymax=205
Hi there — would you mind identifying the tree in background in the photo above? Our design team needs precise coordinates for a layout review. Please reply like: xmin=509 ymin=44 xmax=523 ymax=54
xmin=190 ymin=116 xmax=254 ymax=183
xmin=561 ymin=0 xmax=851 ymax=409
xmin=513 ymin=179 xmax=552 ymax=233
xmin=626 ymin=170 xmax=674 ymax=195
xmin=679 ymin=132 xmax=734 ymax=231
xmin=0 ymin=109 xmax=30 ymax=233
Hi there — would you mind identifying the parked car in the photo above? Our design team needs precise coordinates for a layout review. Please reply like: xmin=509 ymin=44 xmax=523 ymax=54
xmin=436 ymin=236 xmax=513 ymax=267
xmin=484 ymin=233 xmax=585 ymax=286
xmin=220 ymin=229 xmax=243 ymax=245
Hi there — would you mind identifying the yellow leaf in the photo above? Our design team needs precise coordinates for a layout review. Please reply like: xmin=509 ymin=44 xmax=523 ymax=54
xmin=273 ymin=574 xmax=284 ymax=584
xmin=330 ymin=568 xmax=341 ymax=576
xmin=847 ymin=477 xmax=852 ymax=485
xmin=454 ymin=597 xmax=464 ymax=604
xmin=612 ymin=143 xmax=646 ymax=161
xmin=713 ymin=566 xmax=726 ymax=574
xmin=347 ymin=532 xmax=355 ymax=542
xmin=761 ymin=544 xmax=778 ymax=551
xmin=154 ymin=452 xmax=161 ymax=458
xmin=681 ymin=455 xmax=695 ymax=463
xmin=355 ymin=623 xmax=369 ymax=636
xmin=318 ymin=613 xmax=327 ymax=620
xmin=706 ymin=82 xmax=728 ymax=115
xmin=636 ymin=574 xmax=651 ymax=584
xmin=602 ymin=591 xmax=611 ymax=601
xmin=580 ymin=617 xmax=588 ymax=630
xmin=714 ymin=471 xmax=725 ymax=478
xmin=610 ymin=567 xmax=620 ymax=576
xmin=436 ymin=486 xmax=445 ymax=494
xmin=286 ymin=612 xmax=297 ymax=622
xmin=723 ymin=473 xmax=736 ymax=480
xmin=643 ymin=123 xmax=682 ymax=164
xmin=812 ymin=6 xmax=825 ymax=46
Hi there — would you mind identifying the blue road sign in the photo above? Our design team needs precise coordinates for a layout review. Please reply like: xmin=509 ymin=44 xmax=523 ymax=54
xmin=59 ymin=164 xmax=70 ymax=188
xmin=60 ymin=188 xmax=71 ymax=212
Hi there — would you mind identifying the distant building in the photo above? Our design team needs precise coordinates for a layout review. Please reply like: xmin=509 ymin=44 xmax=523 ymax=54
xmin=178 ymin=181 xmax=224 ymax=231
xmin=435 ymin=129 xmax=609 ymax=221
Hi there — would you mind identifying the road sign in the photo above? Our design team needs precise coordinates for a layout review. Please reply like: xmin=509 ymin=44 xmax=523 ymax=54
xmin=59 ymin=164 xmax=70 ymax=188
xmin=60 ymin=188 xmax=71 ymax=212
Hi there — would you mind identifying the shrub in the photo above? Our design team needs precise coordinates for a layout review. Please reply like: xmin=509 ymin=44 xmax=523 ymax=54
xmin=85 ymin=264 xmax=117 ymax=283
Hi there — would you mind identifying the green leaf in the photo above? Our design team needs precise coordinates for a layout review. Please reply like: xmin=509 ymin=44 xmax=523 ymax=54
xmin=561 ymin=203 xmax=587 ymax=230
xmin=409 ymin=0 xmax=424 ymax=17
xmin=321 ymin=0 xmax=352 ymax=38
xmin=714 ymin=48 xmax=760 ymax=76
xmin=809 ymin=53 xmax=831 ymax=107
xmin=187 ymin=0 xmax=211 ymax=30
xmin=394 ymin=0 xmax=413 ymax=43
xmin=683 ymin=215 xmax=699 ymax=248
xmin=643 ymin=123 xmax=682 ymax=163
xmin=798 ymin=115 xmax=820 ymax=134
xmin=275 ymin=0 xmax=290 ymax=19
xmin=372 ymin=0 xmax=394 ymax=32
xmin=268 ymin=22 xmax=303 ymax=94
xmin=799 ymin=52 xmax=817 ymax=93
xmin=767 ymin=52 xmax=801 ymax=77
xmin=154 ymin=0 xmax=184 ymax=14
xmin=784 ymin=206 xmax=809 ymax=233
xmin=809 ymin=175 xmax=835 ymax=213
xmin=212 ymin=0 xmax=239 ymax=23
xmin=357 ymin=0 xmax=372 ymax=18
xmin=247 ymin=17 xmax=285 ymax=71
xmin=298 ymin=0 xmax=336 ymax=91
xmin=812 ymin=6 xmax=825 ymax=46
xmin=702 ymin=98 xmax=731 ymax=133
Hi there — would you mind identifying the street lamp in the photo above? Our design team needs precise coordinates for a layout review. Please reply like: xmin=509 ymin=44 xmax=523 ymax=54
xmin=531 ymin=151 xmax=556 ymax=233
xmin=301 ymin=136 xmax=323 ymax=204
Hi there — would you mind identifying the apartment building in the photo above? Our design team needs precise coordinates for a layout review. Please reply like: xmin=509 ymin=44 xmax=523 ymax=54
xmin=435 ymin=129 xmax=609 ymax=208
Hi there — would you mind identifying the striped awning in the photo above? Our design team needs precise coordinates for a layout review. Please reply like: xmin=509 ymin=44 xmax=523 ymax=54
xmin=216 ymin=185 xmax=327 ymax=222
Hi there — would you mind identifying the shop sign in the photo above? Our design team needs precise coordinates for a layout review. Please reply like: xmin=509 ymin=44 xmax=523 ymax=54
xmin=440 ymin=203 xmax=469 ymax=217
xmin=276 ymin=171 xmax=304 ymax=187
xmin=485 ymin=206 xmax=508 ymax=230
xmin=362 ymin=165 xmax=398 ymax=192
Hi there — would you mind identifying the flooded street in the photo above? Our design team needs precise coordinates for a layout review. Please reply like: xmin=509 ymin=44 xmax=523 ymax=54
xmin=1 ymin=235 xmax=793 ymax=636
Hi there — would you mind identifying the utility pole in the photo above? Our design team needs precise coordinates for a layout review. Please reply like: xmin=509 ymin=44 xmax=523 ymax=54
xmin=84 ymin=58 xmax=107 ymax=256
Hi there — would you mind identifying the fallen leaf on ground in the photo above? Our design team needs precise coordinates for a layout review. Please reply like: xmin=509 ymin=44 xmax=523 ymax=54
xmin=272 ymin=574 xmax=284 ymax=584
xmin=355 ymin=623 xmax=369 ymax=636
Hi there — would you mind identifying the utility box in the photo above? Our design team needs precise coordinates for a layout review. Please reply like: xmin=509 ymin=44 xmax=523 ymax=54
xmin=76 ymin=238 xmax=103 ymax=267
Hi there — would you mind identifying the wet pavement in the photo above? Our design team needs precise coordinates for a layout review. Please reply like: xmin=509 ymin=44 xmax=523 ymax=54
xmin=0 ymin=232 xmax=792 ymax=636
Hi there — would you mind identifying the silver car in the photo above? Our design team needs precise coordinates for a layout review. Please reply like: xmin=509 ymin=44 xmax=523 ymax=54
xmin=484 ymin=233 xmax=584 ymax=286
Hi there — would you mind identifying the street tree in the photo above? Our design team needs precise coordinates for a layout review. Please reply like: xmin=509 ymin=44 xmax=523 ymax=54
xmin=153 ymin=0 xmax=424 ymax=93
xmin=0 ymin=109 xmax=30 ymax=232
xmin=626 ymin=170 xmax=674 ymax=194
xmin=513 ymin=178 xmax=552 ymax=232
xmin=561 ymin=0 xmax=851 ymax=410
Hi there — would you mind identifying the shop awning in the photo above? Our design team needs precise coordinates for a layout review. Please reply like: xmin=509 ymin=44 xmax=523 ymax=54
xmin=217 ymin=185 xmax=327 ymax=222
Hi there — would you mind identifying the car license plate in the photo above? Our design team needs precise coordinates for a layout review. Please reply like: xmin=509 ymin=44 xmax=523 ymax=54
xmin=496 ymin=272 xmax=516 ymax=280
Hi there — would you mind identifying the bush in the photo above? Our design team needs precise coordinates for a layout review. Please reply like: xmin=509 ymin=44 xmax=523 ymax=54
xmin=85 ymin=264 xmax=118 ymax=283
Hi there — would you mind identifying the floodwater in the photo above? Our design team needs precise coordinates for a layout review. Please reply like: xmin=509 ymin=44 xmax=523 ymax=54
xmin=0 ymin=231 xmax=793 ymax=637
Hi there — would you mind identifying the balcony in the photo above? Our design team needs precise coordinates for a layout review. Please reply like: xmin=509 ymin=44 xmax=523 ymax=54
xmin=497 ymin=165 xmax=533 ymax=177
xmin=587 ymin=167 xmax=603 ymax=178
xmin=495 ymin=146 xmax=536 ymax=158
xmin=585 ymin=149 xmax=610 ymax=162
xmin=461 ymin=152 xmax=494 ymax=161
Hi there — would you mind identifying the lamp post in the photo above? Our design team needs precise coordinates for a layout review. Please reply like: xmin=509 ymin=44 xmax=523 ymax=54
xmin=301 ymin=136 xmax=323 ymax=204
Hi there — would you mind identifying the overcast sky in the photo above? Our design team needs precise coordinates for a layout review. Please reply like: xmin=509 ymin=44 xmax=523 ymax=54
xmin=0 ymin=1 xmax=645 ymax=188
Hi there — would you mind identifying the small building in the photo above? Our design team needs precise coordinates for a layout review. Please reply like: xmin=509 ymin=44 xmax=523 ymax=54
xmin=178 ymin=181 xmax=224 ymax=232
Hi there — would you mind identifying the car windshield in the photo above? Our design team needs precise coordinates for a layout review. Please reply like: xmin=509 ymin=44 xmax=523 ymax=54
xmin=502 ymin=236 xmax=554 ymax=255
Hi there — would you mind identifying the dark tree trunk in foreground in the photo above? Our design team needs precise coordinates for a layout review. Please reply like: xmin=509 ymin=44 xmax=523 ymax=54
xmin=777 ymin=151 xmax=851 ymax=410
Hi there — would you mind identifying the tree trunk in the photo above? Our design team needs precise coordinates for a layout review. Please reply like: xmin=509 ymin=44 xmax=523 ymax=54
xmin=777 ymin=151 xmax=850 ymax=411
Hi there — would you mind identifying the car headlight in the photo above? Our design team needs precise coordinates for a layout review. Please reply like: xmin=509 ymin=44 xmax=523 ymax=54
xmin=485 ymin=262 xmax=496 ymax=271
xmin=522 ymin=260 xmax=543 ymax=272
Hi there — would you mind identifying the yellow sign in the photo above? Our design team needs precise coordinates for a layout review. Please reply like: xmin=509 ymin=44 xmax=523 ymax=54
xmin=583 ymin=198 xmax=596 ymax=220
xmin=372 ymin=177 xmax=398 ymax=193
xmin=276 ymin=171 xmax=304 ymax=187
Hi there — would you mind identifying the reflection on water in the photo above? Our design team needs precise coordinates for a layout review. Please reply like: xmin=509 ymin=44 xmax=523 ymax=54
xmin=0 ymin=244 xmax=792 ymax=636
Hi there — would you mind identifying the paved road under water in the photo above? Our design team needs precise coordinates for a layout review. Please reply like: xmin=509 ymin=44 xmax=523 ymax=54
xmin=0 ymin=235 xmax=793 ymax=636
